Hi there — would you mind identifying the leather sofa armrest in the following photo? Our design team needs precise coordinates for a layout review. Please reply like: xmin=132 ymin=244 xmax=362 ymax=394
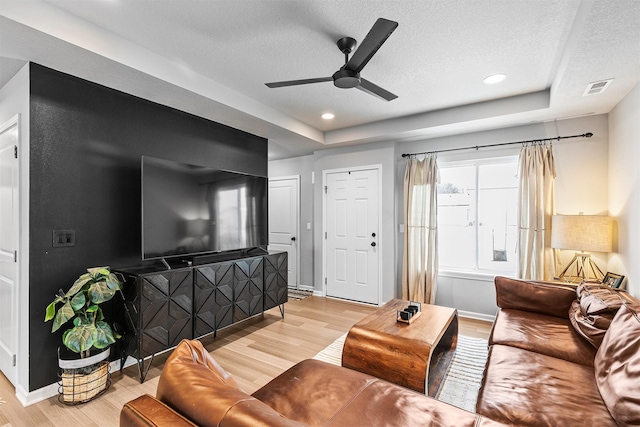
xmin=120 ymin=394 xmax=197 ymax=427
xmin=495 ymin=276 xmax=577 ymax=318
xmin=157 ymin=339 xmax=304 ymax=427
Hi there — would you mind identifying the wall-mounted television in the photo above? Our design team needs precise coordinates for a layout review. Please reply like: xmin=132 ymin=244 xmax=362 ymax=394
xmin=141 ymin=155 xmax=268 ymax=260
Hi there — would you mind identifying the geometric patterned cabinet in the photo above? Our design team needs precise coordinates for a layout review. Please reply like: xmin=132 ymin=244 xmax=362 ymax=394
xmin=118 ymin=267 xmax=193 ymax=382
xmin=233 ymin=256 xmax=264 ymax=323
xmin=118 ymin=251 xmax=287 ymax=382
xmin=264 ymin=252 xmax=288 ymax=312
xmin=194 ymin=261 xmax=235 ymax=337
xmin=139 ymin=269 xmax=193 ymax=358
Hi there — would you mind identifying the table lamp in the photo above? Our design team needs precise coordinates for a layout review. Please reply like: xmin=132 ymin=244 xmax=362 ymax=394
xmin=551 ymin=214 xmax=612 ymax=282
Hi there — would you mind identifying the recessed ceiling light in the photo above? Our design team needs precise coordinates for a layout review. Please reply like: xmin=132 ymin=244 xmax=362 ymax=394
xmin=321 ymin=113 xmax=335 ymax=120
xmin=483 ymin=74 xmax=507 ymax=85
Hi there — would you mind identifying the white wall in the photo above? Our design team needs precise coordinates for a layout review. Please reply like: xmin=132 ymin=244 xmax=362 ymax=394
xmin=0 ymin=62 xmax=30 ymax=400
xmin=313 ymin=142 xmax=397 ymax=303
xmin=269 ymin=141 xmax=397 ymax=303
xmin=394 ymin=115 xmax=609 ymax=316
xmin=608 ymin=82 xmax=640 ymax=297
xmin=270 ymin=115 xmax=614 ymax=315
xmin=268 ymin=155 xmax=315 ymax=288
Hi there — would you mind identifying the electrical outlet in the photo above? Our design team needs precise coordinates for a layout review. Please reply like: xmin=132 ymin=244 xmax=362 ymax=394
xmin=52 ymin=230 xmax=76 ymax=247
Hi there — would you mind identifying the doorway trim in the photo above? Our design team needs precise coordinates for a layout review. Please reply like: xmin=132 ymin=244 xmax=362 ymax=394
xmin=0 ymin=114 xmax=20 ymax=388
xmin=322 ymin=164 xmax=382 ymax=306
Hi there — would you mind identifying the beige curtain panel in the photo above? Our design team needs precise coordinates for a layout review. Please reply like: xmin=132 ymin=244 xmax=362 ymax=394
xmin=402 ymin=155 xmax=439 ymax=304
xmin=517 ymin=142 xmax=557 ymax=281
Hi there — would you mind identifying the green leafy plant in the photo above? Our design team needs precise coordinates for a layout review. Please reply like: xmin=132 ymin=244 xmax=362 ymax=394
xmin=45 ymin=267 xmax=123 ymax=357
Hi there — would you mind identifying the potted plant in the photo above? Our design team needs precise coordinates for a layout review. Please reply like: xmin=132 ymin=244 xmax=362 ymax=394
xmin=44 ymin=267 xmax=123 ymax=404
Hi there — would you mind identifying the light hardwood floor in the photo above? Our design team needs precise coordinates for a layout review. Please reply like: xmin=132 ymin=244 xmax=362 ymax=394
xmin=0 ymin=296 xmax=492 ymax=427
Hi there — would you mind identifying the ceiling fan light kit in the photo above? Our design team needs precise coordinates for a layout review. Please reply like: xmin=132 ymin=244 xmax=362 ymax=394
xmin=265 ymin=18 xmax=399 ymax=101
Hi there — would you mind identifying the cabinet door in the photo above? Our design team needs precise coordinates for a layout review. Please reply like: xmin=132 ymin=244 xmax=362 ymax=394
xmin=194 ymin=262 xmax=234 ymax=336
xmin=234 ymin=257 xmax=264 ymax=322
xmin=264 ymin=252 xmax=288 ymax=310
xmin=140 ymin=269 xmax=193 ymax=357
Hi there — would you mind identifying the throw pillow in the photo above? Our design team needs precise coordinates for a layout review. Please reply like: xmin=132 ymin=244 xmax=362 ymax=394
xmin=595 ymin=302 xmax=640 ymax=426
xmin=568 ymin=284 xmax=624 ymax=348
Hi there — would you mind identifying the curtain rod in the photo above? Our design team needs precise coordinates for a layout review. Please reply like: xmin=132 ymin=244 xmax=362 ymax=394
xmin=401 ymin=132 xmax=593 ymax=158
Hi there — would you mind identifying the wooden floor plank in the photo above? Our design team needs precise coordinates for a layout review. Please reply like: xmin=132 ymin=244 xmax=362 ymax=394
xmin=0 ymin=296 xmax=491 ymax=427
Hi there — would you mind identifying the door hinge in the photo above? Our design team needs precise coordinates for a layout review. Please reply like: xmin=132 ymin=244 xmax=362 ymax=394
xmin=324 ymin=186 xmax=327 ymax=194
xmin=14 ymin=250 xmax=17 ymax=262
xmin=324 ymin=277 xmax=327 ymax=285
xmin=14 ymin=145 xmax=18 ymax=159
xmin=12 ymin=354 xmax=16 ymax=366
xmin=325 ymin=231 xmax=327 ymax=239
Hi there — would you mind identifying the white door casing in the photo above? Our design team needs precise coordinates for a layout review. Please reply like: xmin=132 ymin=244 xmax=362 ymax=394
xmin=0 ymin=115 xmax=19 ymax=386
xmin=268 ymin=176 xmax=299 ymax=288
xmin=324 ymin=166 xmax=380 ymax=305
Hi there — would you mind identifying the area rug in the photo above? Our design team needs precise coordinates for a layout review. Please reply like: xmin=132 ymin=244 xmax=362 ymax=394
xmin=312 ymin=333 xmax=488 ymax=412
xmin=288 ymin=289 xmax=313 ymax=300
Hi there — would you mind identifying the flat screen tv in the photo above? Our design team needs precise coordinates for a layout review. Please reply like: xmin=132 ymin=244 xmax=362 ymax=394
xmin=141 ymin=155 xmax=268 ymax=260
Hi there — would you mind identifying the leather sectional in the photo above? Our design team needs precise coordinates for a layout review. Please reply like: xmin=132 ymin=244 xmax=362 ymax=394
xmin=477 ymin=276 xmax=640 ymax=426
xmin=120 ymin=339 xmax=504 ymax=426
xmin=120 ymin=277 xmax=640 ymax=426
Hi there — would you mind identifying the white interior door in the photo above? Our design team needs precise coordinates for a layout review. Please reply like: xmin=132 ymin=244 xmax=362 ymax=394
xmin=0 ymin=116 xmax=19 ymax=386
xmin=268 ymin=176 xmax=299 ymax=288
xmin=325 ymin=167 xmax=379 ymax=305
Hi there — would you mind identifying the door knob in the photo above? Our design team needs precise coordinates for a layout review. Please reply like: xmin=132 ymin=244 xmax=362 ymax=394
xmin=372 ymin=232 xmax=376 ymax=237
xmin=371 ymin=242 xmax=376 ymax=247
xmin=291 ymin=237 xmax=296 ymax=241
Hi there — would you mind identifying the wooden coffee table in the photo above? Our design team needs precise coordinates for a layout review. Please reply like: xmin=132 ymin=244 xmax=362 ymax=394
xmin=342 ymin=299 xmax=458 ymax=396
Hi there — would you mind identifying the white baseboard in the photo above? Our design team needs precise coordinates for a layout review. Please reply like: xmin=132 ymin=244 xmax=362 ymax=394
xmin=313 ymin=289 xmax=325 ymax=297
xmin=15 ymin=382 xmax=57 ymax=406
xmin=14 ymin=358 xmax=128 ymax=407
xmin=458 ymin=310 xmax=496 ymax=323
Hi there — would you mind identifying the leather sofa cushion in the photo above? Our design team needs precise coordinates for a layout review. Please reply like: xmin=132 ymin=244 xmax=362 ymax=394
xmin=569 ymin=284 xmax=626 ymax=348
xmin=494 ymin=276 xmax=577 ymax=318
xmin=254 ymin=359 xmax=506 ymax=427
xmin=595 ymin=302 xmax=640 ymax=426
xmin=476 ymin=344 xmax=616 ymax=427
xmin=489 ymin=308 xmax=596 ymax=366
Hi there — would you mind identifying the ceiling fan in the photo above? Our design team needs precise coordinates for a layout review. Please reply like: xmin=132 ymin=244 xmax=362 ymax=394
xmin=265 ymin=18 xmax=399 ymax=101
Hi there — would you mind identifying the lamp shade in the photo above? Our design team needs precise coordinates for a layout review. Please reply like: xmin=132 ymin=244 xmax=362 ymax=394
xmin=551 ymin=215 xmax=613 ymax=252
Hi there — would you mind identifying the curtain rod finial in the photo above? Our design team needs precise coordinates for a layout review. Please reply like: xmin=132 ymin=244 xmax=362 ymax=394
xmin=585 ymin=132 xmax=593 ymax=138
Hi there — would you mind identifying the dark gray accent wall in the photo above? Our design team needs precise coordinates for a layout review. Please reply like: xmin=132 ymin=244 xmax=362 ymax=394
xmin=29 ymin=63 xmax=267 ymax=390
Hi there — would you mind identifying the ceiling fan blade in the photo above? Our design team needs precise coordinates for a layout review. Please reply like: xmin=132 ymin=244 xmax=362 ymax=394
xmin=345 ymin=18 xmax=398 ymax=73
xmin=265 ymin=77 xmax=332 ymax=88
xmin=357 ymin=78 xmax=398 ymax=101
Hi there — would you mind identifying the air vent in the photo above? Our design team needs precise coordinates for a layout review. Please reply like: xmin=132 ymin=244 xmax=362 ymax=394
xmin=582 ymin=79 xmax=613 ymax=96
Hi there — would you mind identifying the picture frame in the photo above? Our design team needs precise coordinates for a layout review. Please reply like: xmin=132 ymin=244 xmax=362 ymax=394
xmin=602 ymin=272 xmax=625 ymax=289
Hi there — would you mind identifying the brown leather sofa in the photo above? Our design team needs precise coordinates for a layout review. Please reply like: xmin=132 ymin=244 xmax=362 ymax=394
xmin=477 ymin=276 xmax=640 ymax=426
xmin=120 ymin=339 xmax=505 ymax=427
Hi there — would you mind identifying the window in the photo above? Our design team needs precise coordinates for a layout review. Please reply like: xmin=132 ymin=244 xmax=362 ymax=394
xmin=437 ymin=156 xmax=518 ymax=273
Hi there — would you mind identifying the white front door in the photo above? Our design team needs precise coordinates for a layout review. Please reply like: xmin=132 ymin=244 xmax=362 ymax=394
xmin=268 ymin=176 xmax=299 ymax=288
xmin=325 ymin=167 xmax=380 ymax=305
xmin=0 ymin=116 xmax=19 ymax=386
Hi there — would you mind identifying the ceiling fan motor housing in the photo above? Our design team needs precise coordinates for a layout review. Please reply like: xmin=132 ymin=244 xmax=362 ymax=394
xmin=333 ymin=69 xmax=361 ymax=88
xmin=337 ymin=37 xmax=357 ymax=54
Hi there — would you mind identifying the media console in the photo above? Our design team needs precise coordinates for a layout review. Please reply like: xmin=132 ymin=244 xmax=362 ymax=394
xmin=116 ymin=251 xmax=288 ymax=382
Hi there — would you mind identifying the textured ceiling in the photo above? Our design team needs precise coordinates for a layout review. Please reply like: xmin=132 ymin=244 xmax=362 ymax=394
xmin=1 ymin=0 xmax=639 ymax=159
